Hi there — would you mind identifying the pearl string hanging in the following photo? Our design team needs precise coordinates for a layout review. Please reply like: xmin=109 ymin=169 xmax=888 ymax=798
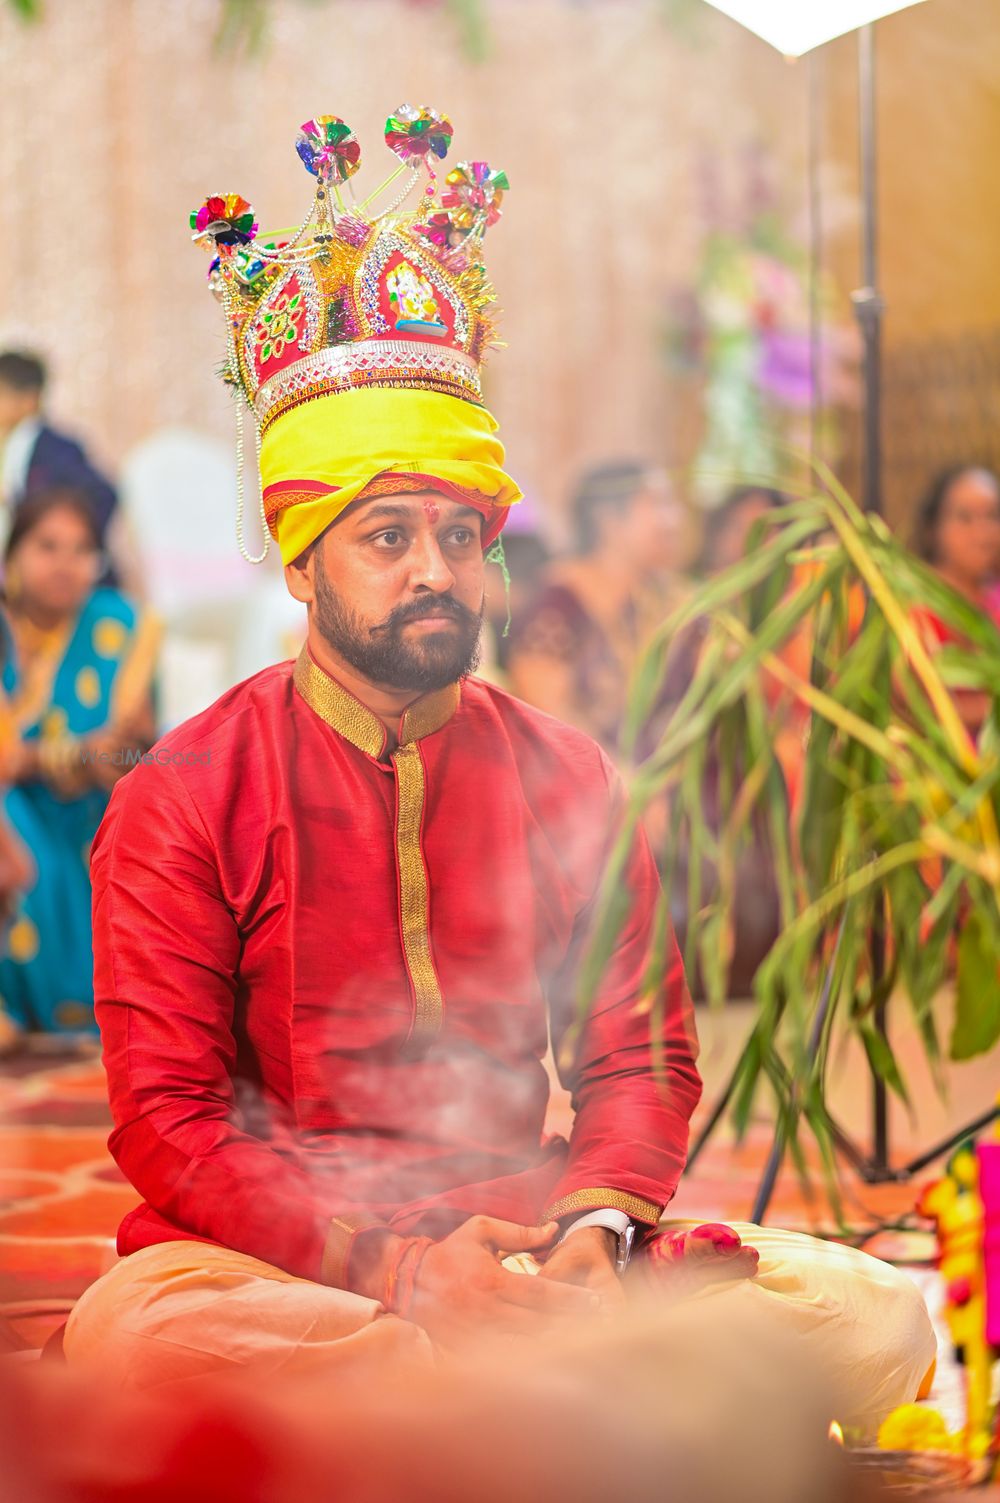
xmin=234 ymin=398 xmax=270 ymax=565
xmin=220 ymin=262 xmax=270 ymax=565
xmin=376 ymin=166 xmax=422 ymax=221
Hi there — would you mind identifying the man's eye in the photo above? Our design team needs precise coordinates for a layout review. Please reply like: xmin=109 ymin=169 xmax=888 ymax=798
xmin=449 ymin=529 xmax=474 ymax=546
xmin=376 ymin=530 xmax=404 ymax=547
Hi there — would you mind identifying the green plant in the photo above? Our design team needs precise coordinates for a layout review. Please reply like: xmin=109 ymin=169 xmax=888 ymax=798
xmin=573 ymin=470 xmax=1000 ymax=1208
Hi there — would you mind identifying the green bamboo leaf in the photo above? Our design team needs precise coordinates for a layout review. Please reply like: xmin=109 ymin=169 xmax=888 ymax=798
xmin=877 ymin=546 xmax=1000 ymax=656
xmin=624 ymin=632 xmax=725 ymax=770
xmin=803 ymin=1088 xmax=845 ymax=1228
xmin=939 ymin=761 xmax=1000 ymax=835
xmin=638 ymin=512 xmax=823 ymax=665
xmin=571 ymin=807 xmax=640 ymax=1030
xmin=641 ymin=566 xmax=836 ymax=780
xmin=822 ymin=504 xmax=976 ymax=769
xmin=732 ymin=1026 xmax=766 ymax=1138
xmin=896 ymin=861 xmax=953 ymax=1024
xmin=681 ymin=748 xmax=707 ymax=984
xmin=621 ymin=632 xmax=673 ymax=763
xmin=697 ymin=907 xmax=727 ymax=1008
xmin=639 ymin=885 xmax=673 ymax=1088
xmin=744 ymin=679 xmax=799 ymax=925
xmin=932 ymin=645 xmax=1000 ymax=693
xmin=950 ymin=911 xmax=1000 ymax=1060
xmin=859 ymin=1023 xmax=912 ymax=1108
xmin=763 ymin=842 xmax=928 ymax=981
xmin=924 ymin=860 xmax=966 ymax=926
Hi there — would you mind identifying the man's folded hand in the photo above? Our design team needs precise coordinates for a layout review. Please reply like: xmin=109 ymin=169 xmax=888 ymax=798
xmin=538 ymin=1225 xmax=624 ymax=1311
xmin=400 ymin=1216 xmax=600 ymax=1349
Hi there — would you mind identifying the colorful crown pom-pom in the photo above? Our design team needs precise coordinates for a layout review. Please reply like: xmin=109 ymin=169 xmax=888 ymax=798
xmin=190 ymin=194 xmax=258 ymax=248
xmin=296 ymin=115 xmax=362 ymax=183
xmin=415 ymin=211 xmax=454 ymax=250
xmin=384 ymin=104 xmax=454 ymax=164
xmin=442 ymin=161 xmax=509 ymax=233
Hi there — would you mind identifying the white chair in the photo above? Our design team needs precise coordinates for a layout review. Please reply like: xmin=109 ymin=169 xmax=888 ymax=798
xmin=119 ymin=429 xmax=301 ymax=729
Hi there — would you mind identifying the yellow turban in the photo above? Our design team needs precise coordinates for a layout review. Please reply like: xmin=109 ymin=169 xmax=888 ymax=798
xmin=260 ymin=386 xmax=522 ymax=565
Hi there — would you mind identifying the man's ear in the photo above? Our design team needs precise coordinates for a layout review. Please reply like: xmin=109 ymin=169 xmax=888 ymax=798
xmin=284 ymin=543 xmax=316 ymax=605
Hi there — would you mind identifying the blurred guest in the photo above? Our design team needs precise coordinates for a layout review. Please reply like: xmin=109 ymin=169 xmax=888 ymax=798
xmin=0 ymin=620 xmax=33 ymax=1055
xmin=911 ymin=464 xmax=1000 ymax=736
xmin=479 ymin=495 xmax=550 ymax=685
xmin=694 ymin=484 xmax=784 ymax=576
xmin=0 ymin=350 xmax=118 ymax=557
xmin=663 ymin=486 xmax=788 ymax=999
xmin=507 ymin=461 xmax=691 ymax=753
xmin=0 ymin=489 xmax=159 ymax=1037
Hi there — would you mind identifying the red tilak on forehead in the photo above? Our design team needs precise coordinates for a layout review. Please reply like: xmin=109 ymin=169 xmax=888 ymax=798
xmin=422 ymin=499 xmax=440 ymax=523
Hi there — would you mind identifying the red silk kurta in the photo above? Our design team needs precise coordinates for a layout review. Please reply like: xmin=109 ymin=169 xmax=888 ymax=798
xmin=92 ymin=649 xmax=701 ymax=1286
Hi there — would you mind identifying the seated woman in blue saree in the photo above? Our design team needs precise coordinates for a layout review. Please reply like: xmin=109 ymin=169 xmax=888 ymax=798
xmin=0 ymin=488 xmax=159 ymax=1037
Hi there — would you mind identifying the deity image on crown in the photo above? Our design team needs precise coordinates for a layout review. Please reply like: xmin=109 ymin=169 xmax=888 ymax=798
xmin=386 ymin=259 xmax=448 ymax=337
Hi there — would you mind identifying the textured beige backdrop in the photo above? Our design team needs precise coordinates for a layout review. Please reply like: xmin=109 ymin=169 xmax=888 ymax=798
xmin=0 ymin=0 xmax=996 ymax=528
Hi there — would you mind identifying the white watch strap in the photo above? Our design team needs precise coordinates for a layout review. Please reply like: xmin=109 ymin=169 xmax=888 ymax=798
xmin=558 ymin=1208 xmax=632 ymax=1244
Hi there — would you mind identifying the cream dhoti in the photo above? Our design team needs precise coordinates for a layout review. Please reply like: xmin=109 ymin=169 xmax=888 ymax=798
xmin=65 ymin=1219 xmax=935 ymax=1438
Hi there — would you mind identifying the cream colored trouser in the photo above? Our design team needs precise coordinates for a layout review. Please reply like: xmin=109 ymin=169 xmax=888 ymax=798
xmin=64 ymin=1219 xmax=936 ymax=1437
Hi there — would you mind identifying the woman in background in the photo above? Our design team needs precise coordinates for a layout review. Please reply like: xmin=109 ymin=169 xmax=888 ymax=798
xmin=911 ymin=464 xmax=1000 ymax=738
xmin=506 ymin=460 xmax=692 ymax=755
xmin=0 ymin=488 xmax=159 ymax=1038
xmin=693 ymin=485 xmax=784 ymax=577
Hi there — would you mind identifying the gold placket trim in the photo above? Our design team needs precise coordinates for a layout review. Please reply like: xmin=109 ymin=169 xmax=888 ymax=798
xmin=292 ymin=649 xmax=458 ymax=1040
xmin=392 ymin=741 xmax=443 ymax=1037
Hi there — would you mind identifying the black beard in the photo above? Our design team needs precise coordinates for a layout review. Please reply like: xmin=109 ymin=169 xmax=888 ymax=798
xmin=313 ymin=556 xmax=483 ymax=693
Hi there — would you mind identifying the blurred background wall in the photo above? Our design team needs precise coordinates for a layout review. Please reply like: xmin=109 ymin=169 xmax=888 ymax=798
xmin=0 ymin=0 xmax=997 ymax=532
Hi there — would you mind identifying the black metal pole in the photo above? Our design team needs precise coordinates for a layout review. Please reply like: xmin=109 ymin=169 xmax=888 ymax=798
xmin=808 ymin=49 xmax=824 ymax=472
xmin=850 ymin=22 xmax=893 ymax=1181
xmin=853 ymin=22 xmax=884 ymax=520
xmin=902 ymin=1105 xmax=1000 ymax=1178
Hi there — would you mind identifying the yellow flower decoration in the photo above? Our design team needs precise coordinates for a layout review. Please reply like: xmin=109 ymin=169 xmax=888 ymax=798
xmin=877 ymin=1405 xmax=957 ymax=1454
xmin=7 ymin=915 xmax=39 ymax=964
xmin=75 ymin=666 xmax=101 ymax=710
xmin=93 ymin=618 xmax=128 ymax=659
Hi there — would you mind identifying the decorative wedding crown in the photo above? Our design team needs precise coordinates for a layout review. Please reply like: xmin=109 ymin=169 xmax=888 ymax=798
xmin=190 ymin=107 xmax=509 ymax=439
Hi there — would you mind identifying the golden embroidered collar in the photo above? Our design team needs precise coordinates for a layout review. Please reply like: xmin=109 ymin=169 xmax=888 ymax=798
xmin=293 ymin=647 xmax=460 ymax=758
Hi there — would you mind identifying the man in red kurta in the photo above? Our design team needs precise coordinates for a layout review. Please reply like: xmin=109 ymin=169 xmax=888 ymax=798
xmin=63 ymin=481 xmax=701 ymax=1375
xmin=65 ymin=113 xmax=934 ymax=1416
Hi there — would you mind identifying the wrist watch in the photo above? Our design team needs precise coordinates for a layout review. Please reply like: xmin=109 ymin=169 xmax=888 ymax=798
xmin=614 ymin=1219 xmax=636 ymax=1276
xmin=559 ymin=1207 xmax=636 ymax=1277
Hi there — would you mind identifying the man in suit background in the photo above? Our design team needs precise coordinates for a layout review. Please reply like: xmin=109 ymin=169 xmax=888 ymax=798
xmin=0 ymin=350 xmax=118 ymax=552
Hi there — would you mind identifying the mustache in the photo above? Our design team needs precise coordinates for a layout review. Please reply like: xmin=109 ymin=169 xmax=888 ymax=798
xmin=372 ymin=595 xmax=482 ymax=635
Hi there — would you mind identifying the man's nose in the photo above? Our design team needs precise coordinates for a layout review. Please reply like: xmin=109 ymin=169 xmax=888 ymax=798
xmin=408 ymin=534 xmax=456 ymax=594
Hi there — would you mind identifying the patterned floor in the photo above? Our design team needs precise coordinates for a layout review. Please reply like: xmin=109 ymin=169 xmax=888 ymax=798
xmin=0 ymin=1026 xmax=992 ymax=1470
xmin=0 ymin=1048 xmax=123 ymax=1353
